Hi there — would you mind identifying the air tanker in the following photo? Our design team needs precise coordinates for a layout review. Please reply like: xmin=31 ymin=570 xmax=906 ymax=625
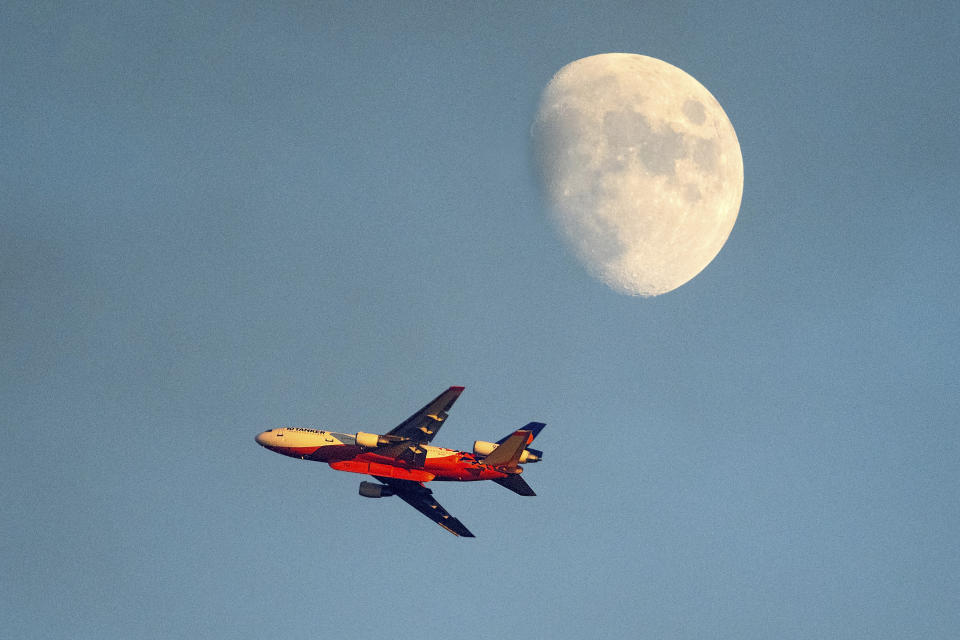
xmin=254 ymin=386 xmax=545 ymax=537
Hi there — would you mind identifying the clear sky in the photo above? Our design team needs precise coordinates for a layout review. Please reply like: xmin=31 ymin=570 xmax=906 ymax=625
xmin=2 ymin=2 xmax=958 ymax=638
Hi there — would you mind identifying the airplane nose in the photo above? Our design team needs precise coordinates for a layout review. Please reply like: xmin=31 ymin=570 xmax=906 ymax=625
xmin=255 ymin=432 xmax=270 ymax=446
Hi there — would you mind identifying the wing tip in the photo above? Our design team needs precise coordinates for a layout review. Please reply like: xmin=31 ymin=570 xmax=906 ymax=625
xmin=439 ymin=520 xmax=475 ymax=538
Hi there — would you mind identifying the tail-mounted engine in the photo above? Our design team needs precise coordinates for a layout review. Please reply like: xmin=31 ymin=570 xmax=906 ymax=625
xmin=472 ymin=440 xmax=542 ymax=463
xmin=358 ymin=481 xmax=395 ymax=498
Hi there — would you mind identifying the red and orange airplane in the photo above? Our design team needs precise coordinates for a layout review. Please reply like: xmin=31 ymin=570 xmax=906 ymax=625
xmin=254 ymin=386 xmax=545 ymax=537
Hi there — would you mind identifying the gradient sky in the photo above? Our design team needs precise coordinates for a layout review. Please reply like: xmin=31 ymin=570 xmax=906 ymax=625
xmin=2 ymin=2 xmax=958 ymax=638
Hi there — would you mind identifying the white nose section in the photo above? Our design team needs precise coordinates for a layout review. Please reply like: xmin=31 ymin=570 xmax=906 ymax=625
xmin=255 ymin=432 xmax=271 ymax=446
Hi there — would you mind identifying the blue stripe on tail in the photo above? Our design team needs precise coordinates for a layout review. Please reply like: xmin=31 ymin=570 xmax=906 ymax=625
xmin=496 ymin=421 xmax=546 ymax=444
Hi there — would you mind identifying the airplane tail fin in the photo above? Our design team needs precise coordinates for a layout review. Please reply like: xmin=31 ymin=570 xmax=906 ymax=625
xmin=498 ymin=422 xmax=546 ymax=443
xmin=485 ymin=423 xmax=544 ymax=497
xmin=492 ymin=422 xmax=545 ymax=462
xmin=493 ymin=475 xmax=536 ymax=496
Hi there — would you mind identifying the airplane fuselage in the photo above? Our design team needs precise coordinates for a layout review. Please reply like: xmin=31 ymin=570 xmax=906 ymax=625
xmin=255 ymin=427 xmax=521 ymax=483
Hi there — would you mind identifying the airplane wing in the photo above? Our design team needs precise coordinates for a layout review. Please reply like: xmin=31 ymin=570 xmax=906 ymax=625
xmin=385 ymin=386 xmax=465 ymax=445
xmin=372 ymin=475 xmax=475 ymax=538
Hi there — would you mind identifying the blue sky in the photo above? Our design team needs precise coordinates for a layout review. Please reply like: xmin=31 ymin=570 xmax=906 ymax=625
xmin=2 ymin=2 xmax=958 ymax=638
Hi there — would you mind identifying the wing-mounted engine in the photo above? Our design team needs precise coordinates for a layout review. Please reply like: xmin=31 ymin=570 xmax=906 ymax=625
xmin=472 ymin=440 xmax=542 ymax=463
xmin=358 ymin=481 xmax=395 ymax=498
xmin=355 ymin=431 xmax=406 ymax=448
xmin=356 ymin=432 xmax=428 ymax=467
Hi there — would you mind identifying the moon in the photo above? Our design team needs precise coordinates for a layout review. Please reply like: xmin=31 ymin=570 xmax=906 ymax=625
xmin=531 ymin=53 xmax=743 ymax=296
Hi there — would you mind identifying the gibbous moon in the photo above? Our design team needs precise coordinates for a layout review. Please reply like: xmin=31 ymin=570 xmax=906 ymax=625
xmin=532 ymin=53 xmax=743 ymax=296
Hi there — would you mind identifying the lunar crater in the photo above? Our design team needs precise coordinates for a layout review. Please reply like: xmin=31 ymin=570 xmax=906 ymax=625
xmin=682 ymin=99 xmax=706 ymax=125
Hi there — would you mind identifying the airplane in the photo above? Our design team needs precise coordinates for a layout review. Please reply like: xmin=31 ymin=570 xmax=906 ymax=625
xmin=254 ymin=386 xmax=545 ymax=537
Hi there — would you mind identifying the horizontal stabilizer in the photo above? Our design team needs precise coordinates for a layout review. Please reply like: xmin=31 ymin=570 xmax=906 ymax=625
xmin=481 ymin=430 xmax=531 ymax=468
xmin=493 ymin=475 xmax=536 ymax=496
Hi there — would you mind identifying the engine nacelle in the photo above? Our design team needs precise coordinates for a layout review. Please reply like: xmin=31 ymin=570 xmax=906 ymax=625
xmin=473 ymin=440 xmax=498 ymax=456
xmin=473 ymin=441 xmax=542 ymax=463
xmin=358 ymin=481 xmax=394 ymax=498
xmin=521 ymin=448 xmax=541 ymax=463
xmin=356 ymin=431 xmax=389 ymax=448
